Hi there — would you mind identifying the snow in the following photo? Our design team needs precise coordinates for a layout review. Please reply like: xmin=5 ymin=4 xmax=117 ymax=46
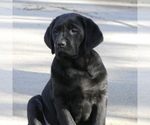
xmin=0 ymin=0 xmax=150 ymax=125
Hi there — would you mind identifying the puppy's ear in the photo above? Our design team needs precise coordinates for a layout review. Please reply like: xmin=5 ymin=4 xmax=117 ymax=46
xmin=83 ymin=17 xmax=103 ymax=53
xmin=44 ymin=17 xmax=58 ymax=54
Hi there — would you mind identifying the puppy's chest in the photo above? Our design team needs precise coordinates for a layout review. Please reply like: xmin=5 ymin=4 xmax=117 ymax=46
xmin=64 ymin=89 xmax=101 ymax=123
xmin=65 ymin=65 xmax=90 ymax=80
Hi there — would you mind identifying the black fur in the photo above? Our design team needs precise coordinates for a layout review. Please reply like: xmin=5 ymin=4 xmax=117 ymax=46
xmin=27 ymin=13 xmax=107 ymax=125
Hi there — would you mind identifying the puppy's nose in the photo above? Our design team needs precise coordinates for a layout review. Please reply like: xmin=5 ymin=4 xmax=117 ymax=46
xmin=57 ymin=41 xmax=66 ymax=47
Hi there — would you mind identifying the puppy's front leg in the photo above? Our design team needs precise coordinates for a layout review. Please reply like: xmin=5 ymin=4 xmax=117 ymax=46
xmin=93 ymin=96 xmax=107 ymax=125
xmin=54 ymin=97 xmax=76 ymax=125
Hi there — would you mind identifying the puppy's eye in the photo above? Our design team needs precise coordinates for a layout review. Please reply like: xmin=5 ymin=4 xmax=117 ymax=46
xmin=53 ymin=29 xmax=59 ymax=34
xmin=70 ymin=28 xmax=78 ymax=34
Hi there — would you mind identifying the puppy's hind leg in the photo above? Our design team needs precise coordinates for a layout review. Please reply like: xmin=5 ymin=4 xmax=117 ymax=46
xmin=27 ymin=95 xmax=46 ymax=125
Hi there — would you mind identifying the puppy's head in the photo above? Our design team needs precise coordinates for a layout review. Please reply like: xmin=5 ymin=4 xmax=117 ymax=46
xmin=44 ymin=13 xmax=103 ymax=58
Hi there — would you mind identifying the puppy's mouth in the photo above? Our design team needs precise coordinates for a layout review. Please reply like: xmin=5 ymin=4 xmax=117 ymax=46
xmin=56 ymin=49 xmax=78 ymax=59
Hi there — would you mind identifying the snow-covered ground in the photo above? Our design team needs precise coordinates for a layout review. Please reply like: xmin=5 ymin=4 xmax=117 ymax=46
xmin=0 ymin=0 xmax=150 ymax=125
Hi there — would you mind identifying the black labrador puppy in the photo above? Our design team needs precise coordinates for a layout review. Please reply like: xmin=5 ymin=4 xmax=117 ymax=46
xmin=27 ymin=13 xmax=107 ymax=125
